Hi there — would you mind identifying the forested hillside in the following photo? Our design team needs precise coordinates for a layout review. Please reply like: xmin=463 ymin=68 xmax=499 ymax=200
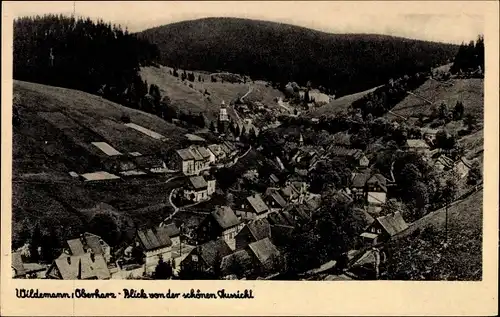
xmin=138 ymin=17 xmax=459 ymax=97
xmin=13 ymin=15 xmax=159 ymax=112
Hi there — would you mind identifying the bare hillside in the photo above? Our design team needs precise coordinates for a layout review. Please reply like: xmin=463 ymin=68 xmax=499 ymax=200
xmin=139 ymin=66 xmax=284 ymax=121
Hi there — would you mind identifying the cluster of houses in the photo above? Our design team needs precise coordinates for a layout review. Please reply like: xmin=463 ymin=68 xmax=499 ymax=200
xmin=173 ymin=142 xmax=238 ymax=176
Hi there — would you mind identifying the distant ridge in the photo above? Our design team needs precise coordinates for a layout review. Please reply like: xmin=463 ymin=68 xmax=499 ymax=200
xmin=138 ymin=17 xmax=458 ymax=97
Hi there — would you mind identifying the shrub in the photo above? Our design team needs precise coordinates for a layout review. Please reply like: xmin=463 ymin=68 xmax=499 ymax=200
xmin=121 ymin=113 xmax=131 ymax=123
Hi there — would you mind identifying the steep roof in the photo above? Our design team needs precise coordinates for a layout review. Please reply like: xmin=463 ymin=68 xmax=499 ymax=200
xmin=12 ymin=252 xmax=26 ymax=277
xmin=212 ymin=206 xmax=240 ymax=230
xmin=265 ymin=188 xmax=287 ymax=208
xmin=331 ymin=132 xmax=351 ymax=146
xmin=352 ymin=208 xmax=375 ymax=229
xmin=421 ymin=127 xmax=438 ymax=135
xmin=223 ymin=141 xmax=236 ymax=152
xmin=266 ymin=211 xmax=289 ymax=226
xmin=220 ymin=249 xmax=255 ymax=277
xmin=220 ymin=143 xmax=232 ymax=156
xmin=135 ymin=156 xmax=165 ymax=168
xmin=351 ymin=171 xmax=371 ymax=188
xmin=188 ymin=147 xmax=204 ymax=161
xmin=287 ymin=205 xmax=312 ymax=222
xmin=435 ymin=155 xmax=454 ymax=170
xmin=53 ymin=253 xmax=110 ymax=280
xmin=247 ymin=218 xmax=272 ymax=241
xmin=328 ymin=146 xmax=363 ymax=159
xmin=270 ymin=174 xmax=280 ymax=183
xmin=163 ymin=223 xmax=180 ymax=237
xmin=176 ymin=148 xmax=194 ymax=161
xmin=406 ymin=139 xmax=430 ymax=149
xmin=198 ymin=239 xmax=233 ymax=267
xmin=196 ymin=146 xmax=212 ymax=159
xmin=189 ymin=176 xmax=208 ymax=189
xmin=137 ymin=227 xmax=173 ymax=251
xmin=246 ymin=194 xmax=269 ymax=214
xmin=376 ymin=212 xmax=409 ymax=236
xmin=207 ymin=144 xmax=225 ymax=157
xmin=304 ymin=195 xmax=322 ymax=211
xmin=247 ymin=238 xmax=280 ymax=267
xmin=367 ymin=174 xmax=388 ymax=193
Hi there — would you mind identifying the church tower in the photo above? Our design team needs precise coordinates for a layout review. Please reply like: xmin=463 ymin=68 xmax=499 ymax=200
xmin=218 ymin=100 xmax=230 ymax=133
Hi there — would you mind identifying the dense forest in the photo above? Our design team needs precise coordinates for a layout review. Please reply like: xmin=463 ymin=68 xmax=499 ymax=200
xmin=450 ymin=35 xmax=484 ymax=74
xmin=138 ymin=17 xmax=459 ymax=97
xmin=13 ymin=14 xmax=159 ymax=109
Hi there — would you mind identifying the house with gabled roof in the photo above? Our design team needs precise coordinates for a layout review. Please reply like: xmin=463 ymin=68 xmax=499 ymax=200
xmin=46 ymin=252 xmax=111 ymax=280
xmin=135 ymin=226 xmax=173 ymax=274
xmin=264 ymin=188 xmax=288 ymax=212
xmin=65 ymin=232 xmax=111 ymax=264
xmin=366 ymin=174 xmax=388 ymax=210
xmin=405 ymin=139 xmax=430 ymax=156
xmin=246 ymin=194 xmax=271 ymax=220
xmin=180 ymin=239 xmax=233 ymax=277
xmin=245 ymin=238 xmax=281 ymax=274
xmin=284 ymin=181 xmax=309 ymax=204
xmin=235 ymin=218 xmax=272 ymax=250
xmin=327 ymin=146 xmax=369 ymax=167
xmin=184 ymin=175 xmax=210 ymax=202
xmin=161 ymin=223 xmax=181 ymax=246
xmin=12 ymin=252 xmax=27 ymax=278
xmin=134 ymin=155 xmax=169 ymax=174
xmin=220 ymin=249 xmax=257 ymax=279
xmin=434 ymin=154 xmax=454 ymax=173
xmin=196 ymin=206 xmax=243 ymax=249
xmin=207 ymin=144 xmax=227 ymax=162
xmin=360 ymin=212 xmax=409 ymax=245
xmin=175 ymin=148 xmax=196 ymax=175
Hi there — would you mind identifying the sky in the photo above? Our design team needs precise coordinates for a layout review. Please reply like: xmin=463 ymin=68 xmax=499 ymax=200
xmin=5 ymin=1 xmax=485 ymax=44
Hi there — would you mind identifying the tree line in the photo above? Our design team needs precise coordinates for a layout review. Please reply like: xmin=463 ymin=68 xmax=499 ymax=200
xmin=139 ymin=17 xmax=459 ymax=97
xmin=450 ymin=35 xmax=484 ymax=74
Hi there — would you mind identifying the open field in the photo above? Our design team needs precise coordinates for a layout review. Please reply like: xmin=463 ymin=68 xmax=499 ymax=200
xmin=139 ymin=66 xmax=285 ymax=121
xmin=13 ymin=80 xmax=188 ymax=174
xmin=11 ymin=80 xmax=191 ymax=248
xmin=386 ymin=78 xmax=484 ymax=121
xmin=306 ymin=85 xmax=382 ymax=117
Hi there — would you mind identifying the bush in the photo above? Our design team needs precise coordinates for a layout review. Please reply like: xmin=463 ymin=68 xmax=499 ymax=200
xmin=121 ymin=113 xmax=131 ymax=123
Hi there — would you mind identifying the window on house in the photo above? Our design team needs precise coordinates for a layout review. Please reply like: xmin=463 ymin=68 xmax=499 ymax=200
xmin=192 ymin=255 xmax=198 ymax=262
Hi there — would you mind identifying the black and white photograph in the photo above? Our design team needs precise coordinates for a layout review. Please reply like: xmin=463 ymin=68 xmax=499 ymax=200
xmin=6 ymin=1 xmax=489 ymax=284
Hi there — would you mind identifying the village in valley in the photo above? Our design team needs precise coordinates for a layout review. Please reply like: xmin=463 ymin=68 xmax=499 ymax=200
xmin=11 ymin=13 xmax=484 ymax=281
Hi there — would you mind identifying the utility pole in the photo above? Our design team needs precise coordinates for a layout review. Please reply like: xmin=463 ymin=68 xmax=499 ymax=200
xmin=445 ymin=201 xmax=448 ymax=246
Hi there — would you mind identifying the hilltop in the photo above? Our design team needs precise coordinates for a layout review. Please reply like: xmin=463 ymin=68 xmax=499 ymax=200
xmin=138 ymin=17 xmax=458 ymax=97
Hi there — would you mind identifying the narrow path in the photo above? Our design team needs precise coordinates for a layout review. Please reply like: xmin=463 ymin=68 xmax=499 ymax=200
xmin=240 ymin=85 xmax=253 ymax=101
xmin=277 ymin=97 xmax=293 ymax=113
xmin=225 ymin=146 xmax=252 ymax=168
xmin=406 ymin=91 xmax=434 ymax=105
xmin=387 ymin=110 xmax=407 ymax=121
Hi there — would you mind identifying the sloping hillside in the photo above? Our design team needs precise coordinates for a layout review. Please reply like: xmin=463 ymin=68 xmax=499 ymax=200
xmin=13 ymin=80 xmax=187 ymax=175
xmin=138 ymin=17 xmax=458 ymax=97
xmin=12 ymin=80 xmax=187 ymax=248
xmin=386 ymin=78 xmax=484 ymax=122
xmin=139 ymin=66 xmax=284 ymax=121
xmin=385 ymin=188 xmax=483 ymax=280
xmin=306 ymin=85 xmax=382 ymax=117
